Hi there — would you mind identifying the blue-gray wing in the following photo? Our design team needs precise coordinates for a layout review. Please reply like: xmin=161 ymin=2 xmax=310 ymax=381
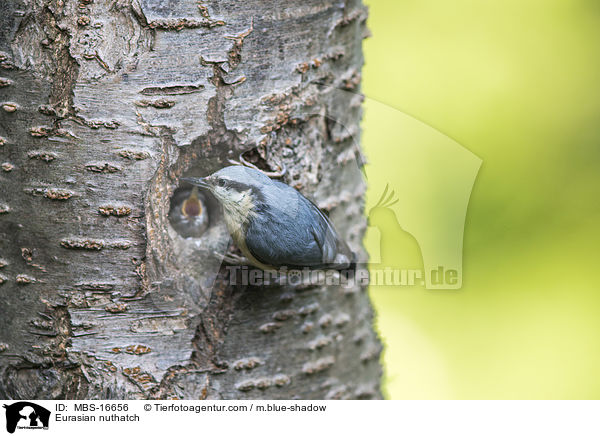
xmin=245 ymin=186 xmax=353 ymax=269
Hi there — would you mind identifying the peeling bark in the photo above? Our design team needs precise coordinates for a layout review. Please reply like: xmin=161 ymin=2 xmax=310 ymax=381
xmin=0 ymin=0 xmax=381 ymax=399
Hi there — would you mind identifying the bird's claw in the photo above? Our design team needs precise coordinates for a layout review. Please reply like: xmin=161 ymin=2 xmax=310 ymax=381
xmin=213 ymin=251 xmax=249 ymax=265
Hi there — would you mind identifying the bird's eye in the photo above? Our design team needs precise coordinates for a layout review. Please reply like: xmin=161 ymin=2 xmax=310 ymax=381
xmin=216 ymin=178 xmax=226 ymax=187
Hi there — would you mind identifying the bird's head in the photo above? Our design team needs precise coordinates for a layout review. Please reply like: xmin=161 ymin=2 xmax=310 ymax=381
xmin=181 ymin=166 xmax=270 ymax=216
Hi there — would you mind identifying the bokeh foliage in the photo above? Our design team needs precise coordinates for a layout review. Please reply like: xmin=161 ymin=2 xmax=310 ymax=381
xmin=363 ymin=0 xmax=600 ymax=399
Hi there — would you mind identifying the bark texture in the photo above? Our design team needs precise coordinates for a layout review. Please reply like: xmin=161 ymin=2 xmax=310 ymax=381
xmin=0 ymin=0 xmax=381 ymax=399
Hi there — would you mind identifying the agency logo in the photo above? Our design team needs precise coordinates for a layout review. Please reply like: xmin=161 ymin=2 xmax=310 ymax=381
xmin=2 ymin=402 xmax=50 ymax=433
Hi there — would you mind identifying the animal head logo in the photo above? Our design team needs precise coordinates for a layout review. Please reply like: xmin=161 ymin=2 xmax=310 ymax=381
xmin=368 ymin=183 xmax=399 ymax=224
xmin=3 ymin=402 xmax=50 ymax=433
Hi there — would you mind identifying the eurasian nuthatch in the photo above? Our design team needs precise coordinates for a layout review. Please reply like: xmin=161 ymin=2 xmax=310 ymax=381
xmin=168 ymin=186 xmax=210 ymax=238
xmin=182 ymin=166 xmax=354 ymax=270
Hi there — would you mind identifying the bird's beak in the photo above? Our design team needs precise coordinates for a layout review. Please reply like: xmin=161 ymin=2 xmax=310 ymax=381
xmin=180 ymin=177 xmax=211 ymax=190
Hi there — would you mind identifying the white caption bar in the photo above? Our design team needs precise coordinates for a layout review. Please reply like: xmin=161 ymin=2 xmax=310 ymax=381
xmin=1 ymin=400 xmax=598 ymax=436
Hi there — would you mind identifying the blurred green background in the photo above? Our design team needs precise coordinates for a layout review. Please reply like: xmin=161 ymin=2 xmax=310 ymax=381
xmin=362 ymin=0 xmax=600 ymax=399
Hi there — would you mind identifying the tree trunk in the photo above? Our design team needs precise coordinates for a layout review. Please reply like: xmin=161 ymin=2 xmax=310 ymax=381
xmin=0 ymin=0 xmax=381 ymax=399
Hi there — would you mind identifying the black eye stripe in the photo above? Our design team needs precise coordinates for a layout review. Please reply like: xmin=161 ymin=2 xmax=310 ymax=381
xmin=214 ymin=178 xmax=265 ymax=202
xmin=225 ymin=180 xmax=250 ymax=191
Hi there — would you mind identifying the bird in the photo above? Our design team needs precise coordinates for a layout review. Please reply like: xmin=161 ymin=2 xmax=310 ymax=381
xmin=181 ymin=165 xmax=355 ymax=271
xmin=168 ymin=186 xmax=210 ymax=238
